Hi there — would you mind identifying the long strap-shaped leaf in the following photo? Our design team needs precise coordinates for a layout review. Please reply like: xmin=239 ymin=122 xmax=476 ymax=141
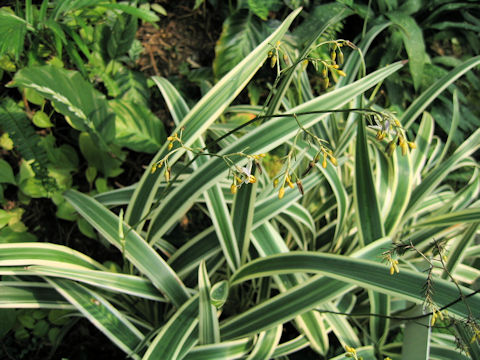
xmin=0 ymin=242 xmax=103 ymax=269
xmin=183 ymin=338 xmax=254 ymax=360
xmin=406 ymin=128 xmax=480 ymax=217
xmin=198 ymin=261 xmax=219 ymax=345
xmin=355 ymin=119 xmax=388 ymax=344
xmin=1 ymin=265 xmax=165 ymax=302
xmin=64 ymin=189 xmax=190 ymax=307
xmin=251 ymin=223 xmax=329 ymax=354
xmin=229 ymin=252 xmax=480 ymax=319
xmin=47 ymin=278 xmax=144 ymax=359
xmin=245 ymin=325 xmax=282 ymax=360
xmin=147 ymin=62 xmax=405 ymax=243
xmin=0 ymin=281 xmax=73 ymax=309
xmin=152 ymin=76 xmax=241 ymax=270
xmin=401 ymin=55 xmax=480 ymax=129
xmin=143 ymin=295 xmax=199 ymax=360
xmin=125 ymin=8 xmax=302 ymax=228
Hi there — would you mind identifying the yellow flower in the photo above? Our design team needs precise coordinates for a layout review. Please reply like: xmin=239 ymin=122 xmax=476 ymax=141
xmin=278 ymin=187 xmax=285 ymax=199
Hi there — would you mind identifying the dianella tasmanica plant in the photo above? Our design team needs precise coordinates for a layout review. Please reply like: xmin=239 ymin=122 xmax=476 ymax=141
xmin=1 ymin=7 xmax=480 ymax=360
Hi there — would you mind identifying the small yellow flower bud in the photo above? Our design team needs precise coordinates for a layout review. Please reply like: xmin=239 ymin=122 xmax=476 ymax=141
xmin=230 ymin=184 xmax=237 ymax=194
xmin=322 ymin=66 xmax=328 ymax=78
xmin=322 ymin=157 xmax=327 ymax=169
xmin=331 ymin=50 xmax=336 ymax=62
xmin=337 ymin=70 xmax=347 ymax=77
xmin=401 ymin=142 xmax=408 ymax=156
xmin=386 ymin=141 xmax=396 ymax=156
xmin=248 ymin=175 xmax=257 ymax=184
xmin=268 ymin=50 xmax=273 ymax=58
xmin=408 ymin=141 xmax=416 ymax=149
xmin=338 ymin=51 xmax=344 ymax=64
xmin=301 ymin=59 xmax=309 ymax=71
xmin=332 ymin=64 xmax=339 ymax=69
xmin=278 ymin=187 xmax=285 ymax=199
xmin=165 ymin=168 xmax=171 ymax=182
xmin=168 ymin=142 xmax=173 ymax=150
xmin=329 ymin=156 xmax=337 ymax=166
xmin=167 ymin=136 xmax=174 ymax=141
xmin=323 ymin=77 xmax=329 ymax=89
xmin=271 ymin=55 xmax=277 ymax=68
xmin=345 ymin=345 xmax=356 ymax=354
xmin=394 ymin=119 xmax=401 ymax=127
xmin=273 ymin=178 xmax=279 ymax=188
xmin=151 ymin=164 xmax=157 ymax=173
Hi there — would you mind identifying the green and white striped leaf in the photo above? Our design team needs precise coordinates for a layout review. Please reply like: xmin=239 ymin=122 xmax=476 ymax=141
xmin=230 ymin=252 xmax=480 ymax=319
xmin=0 ymin=243 xmax=102 ymax=269
xmin=183 ymin=338 xmax=254 ymax=360
xmin=0 ymin=265 xmax=165 ymax=301
xmin=143 ymin=296 xmax=199 ymax=360
xmin=402 ymin=55 xmax=480 ymax=129
xmin=198 ymin=261 xmax=219 ymax=344
xmin=246 ymin=325 xmax=282 ymax=360
xmin=0 ymin=281 xmax=73 ymax=309
xmin=47 ymin=278 xmax=143 ymax=359
xmin=64 ymin=189 xmax=190 ymax=307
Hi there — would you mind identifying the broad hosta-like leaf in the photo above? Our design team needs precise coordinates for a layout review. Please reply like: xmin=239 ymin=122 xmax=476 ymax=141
xmin=110 ymin=99 xmax=166 ymax=153
xmin=8 ymin=65 xmax=115 ymax=146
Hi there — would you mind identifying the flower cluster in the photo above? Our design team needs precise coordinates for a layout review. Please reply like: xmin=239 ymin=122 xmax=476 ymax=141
xmin=309 ymin=40 xmax=356 ymax=89
xmin=230 ymin=156 xmax=264 ymax=194
xmin=430 ymin=306 xmax=445 ymax=326
xmin=344 ymin=345 xmax=363 ymax=360
xmin=382 ymin=251 xmax=400 ymax=275
xmin=368 ymin=114 xmax=416 ymax=156
xmin=273 ymin=171 xmax=304 ymax=199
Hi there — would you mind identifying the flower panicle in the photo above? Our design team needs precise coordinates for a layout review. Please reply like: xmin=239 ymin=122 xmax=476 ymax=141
xmin=370 ymin=115 xmax=416 ymax=157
